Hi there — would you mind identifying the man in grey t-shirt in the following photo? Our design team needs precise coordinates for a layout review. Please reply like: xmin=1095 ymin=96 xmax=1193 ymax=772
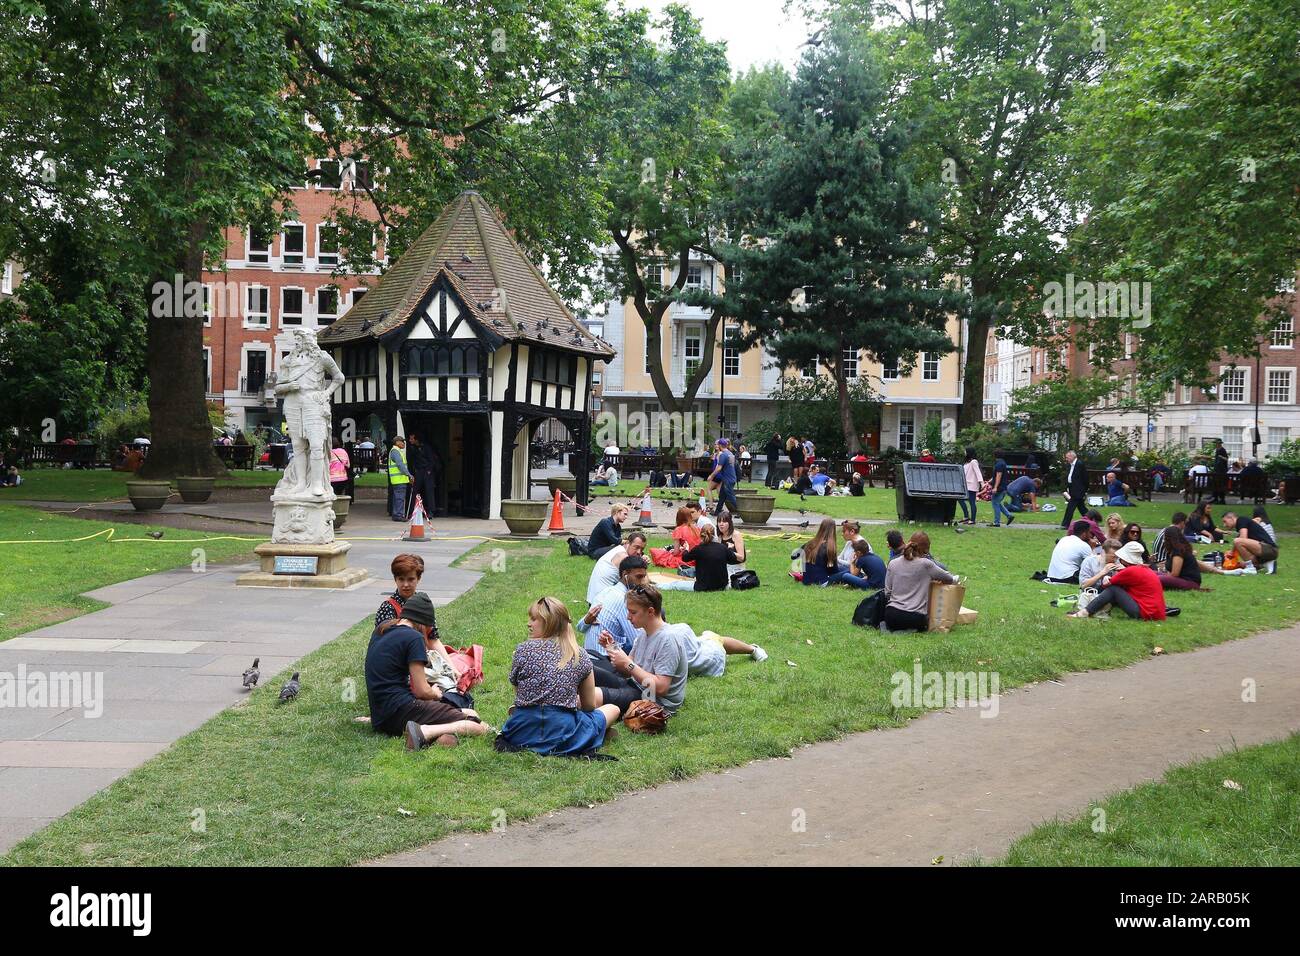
xmin=592 ymin=589 xmax=690 ymax=715
xmin=627 ymin=626 xmax=688 ymax=714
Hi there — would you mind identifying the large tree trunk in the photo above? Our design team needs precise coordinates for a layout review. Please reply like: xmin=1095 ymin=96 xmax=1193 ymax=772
xmin=139 ymin=46 xmax=228 ymax=481
xmin=959 ymin=311 xmax=992 ymax=432
xmin=137 ymin=224 xmax=228 ymax=479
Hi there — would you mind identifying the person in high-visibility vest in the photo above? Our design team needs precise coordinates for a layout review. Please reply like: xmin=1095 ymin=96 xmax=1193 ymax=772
xmin=387 ymin=436 xmax=411 ymax=521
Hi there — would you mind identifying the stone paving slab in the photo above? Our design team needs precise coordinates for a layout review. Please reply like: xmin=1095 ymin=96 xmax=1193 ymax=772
xmin=0 ymin=710 xmax=78 ymax=740
xmin=187 ymin=654 xmax=299 ymax=678
xmin=0 ymin=740 xmax=168 ymax=769
xmin=39 ymin=716 xmax=210 ymax=744
xmin=0 ymin=768 xmax=131 ymax=819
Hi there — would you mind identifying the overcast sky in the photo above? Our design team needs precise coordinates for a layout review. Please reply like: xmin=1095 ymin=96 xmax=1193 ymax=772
xmin=631 ymin=0 xmax=821 ymax=74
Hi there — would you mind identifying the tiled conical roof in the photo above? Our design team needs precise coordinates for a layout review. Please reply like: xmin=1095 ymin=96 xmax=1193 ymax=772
xmin=317 ymin=191 xmax=614 ymax=358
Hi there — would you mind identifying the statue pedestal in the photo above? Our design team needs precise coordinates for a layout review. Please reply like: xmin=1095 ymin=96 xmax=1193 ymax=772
xmin=269 ymin=491 xmax=336 ymax=545
xmin=236 ymin=493 xmax=369 ymax=589
xmin=236 ymin=541 xmax=370 ymax=589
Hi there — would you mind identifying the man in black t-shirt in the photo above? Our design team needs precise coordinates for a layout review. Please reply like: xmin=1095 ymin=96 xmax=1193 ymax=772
xmin=1221 ymin=511 xmax=1279 ymax=570
xmin=363 ymin=593 xmax=489 ymax=750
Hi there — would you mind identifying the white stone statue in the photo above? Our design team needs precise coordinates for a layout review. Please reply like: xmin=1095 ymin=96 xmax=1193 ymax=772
xmin=274 ymin=328 xmax=344 ymax=499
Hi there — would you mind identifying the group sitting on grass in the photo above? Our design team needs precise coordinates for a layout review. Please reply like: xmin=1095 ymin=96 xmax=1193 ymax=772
xmin=791 ymin=518 xmax=886 ymax=590
xmin=362 ymin=492 xmax=1283 ymax=757
xmin=1037 ymin=502 xmax=1282 ymax=623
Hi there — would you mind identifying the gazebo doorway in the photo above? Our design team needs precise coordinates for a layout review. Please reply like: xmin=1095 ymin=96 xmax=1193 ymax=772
xmin=402 ymin=412 xmax=490 ymax=518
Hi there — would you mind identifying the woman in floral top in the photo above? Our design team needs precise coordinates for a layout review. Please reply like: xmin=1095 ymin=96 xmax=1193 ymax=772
xmin=496 ymin=597 xmax=621 ymax=757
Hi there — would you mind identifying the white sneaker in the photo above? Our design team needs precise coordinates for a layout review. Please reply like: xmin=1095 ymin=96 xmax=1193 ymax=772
xmin=1242 ymin=565 xmax=1258 ymax=575
xmin=750 ymin=646 xmax=768 ymax=662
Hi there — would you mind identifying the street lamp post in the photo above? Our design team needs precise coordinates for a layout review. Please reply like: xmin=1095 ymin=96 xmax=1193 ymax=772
xmin=1252 ymin=352 xmax=1261 ymax=459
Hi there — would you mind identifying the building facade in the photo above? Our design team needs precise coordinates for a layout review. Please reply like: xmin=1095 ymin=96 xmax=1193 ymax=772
xmin=982 ymin=283 xmax=1298 ymax=462
xmin=1078 ymin=315 xmax=1298 ymax=461
xmin=598 ymin=250 xmax=966 ymax=453
xmin=1 ymin=259 xmax=22 ymax=302
xmin=201 ymin=160 xmax=383 ymax=432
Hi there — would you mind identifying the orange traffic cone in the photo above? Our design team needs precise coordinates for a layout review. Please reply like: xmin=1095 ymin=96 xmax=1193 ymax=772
xmin=548 ymin=489 xmax=566 ymax=533
xmin=638 ymin=490 xmax=654 ymax=526
xmin=404 ymin=495 xmax=429 ymax=541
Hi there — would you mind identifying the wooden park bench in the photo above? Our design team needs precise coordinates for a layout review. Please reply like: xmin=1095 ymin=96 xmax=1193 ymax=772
xmin=830 ymin=457 xmax=894 ymax=488
xmin=1229 ymin=472 xmax=1272 ymax=505
xmin=599 ymin=453 xmax=663 ymax=479
xmin=213 ymin=443 xmax=255 ymax=470
xmin=1182 ymin=472 xmax=1225 ymax=504
xmin=350 ymin=445 xmax=380 ymax=473
xmin=22 ymin=442 xmax=102 ymax=469
xmin=1089 ymin=468 xmax=1152 ymax=503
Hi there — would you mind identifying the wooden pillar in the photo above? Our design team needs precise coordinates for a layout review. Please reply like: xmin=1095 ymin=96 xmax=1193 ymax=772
xmin=574 ymin=413 xmax=591 ymax=508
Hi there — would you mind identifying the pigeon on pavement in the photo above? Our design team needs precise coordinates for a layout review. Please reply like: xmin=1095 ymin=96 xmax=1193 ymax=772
xmin=278 ymin=672 xmax=300 ymax=703
xmin=242 ymin=658 xmax=260 ymax=689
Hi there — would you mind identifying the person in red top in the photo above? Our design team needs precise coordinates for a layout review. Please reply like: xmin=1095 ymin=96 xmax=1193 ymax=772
xmin=1068 ymin=541 xmax=1167 ymax=620
xmin=649 ymin=507 xmax=701 ymax=569
xmin=918 ymin=448 xmax=936 ymax=463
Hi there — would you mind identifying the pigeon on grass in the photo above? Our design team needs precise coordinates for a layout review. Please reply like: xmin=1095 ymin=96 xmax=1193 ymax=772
xmin=278 ymin=672 xmax=300 ymax=703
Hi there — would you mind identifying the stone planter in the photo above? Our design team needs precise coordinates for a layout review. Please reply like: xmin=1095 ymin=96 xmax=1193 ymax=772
xmin=733 ymin=494 xmax=776 ymax=526
xmin=331 ymin=495 xmax=351 ymax=531
xmin=126 ymin=479 xmax=171 ymax=511
xmin=175 ymin=476 xmax=215 ymax=503
xmin=735 ymin=487 xmax=759 ymax=496
xmin=547 ymin=476 xmax=577 ymax=499
xmin=501 ymin=499 xmax=549 ymax=536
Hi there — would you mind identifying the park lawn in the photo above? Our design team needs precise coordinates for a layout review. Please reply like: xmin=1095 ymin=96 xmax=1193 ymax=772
xmin=4 ymin=523 xmax=1299 ymax=867
xmin=589 ymin=481 xmax=1300 ymax=534
xmin=0 ymin=505 xmax=260 ymax=643
xmin=6 ymin=467 xmax=389 ymax=501
xmin=1000 ymin=733 xmax=1300 ymax=866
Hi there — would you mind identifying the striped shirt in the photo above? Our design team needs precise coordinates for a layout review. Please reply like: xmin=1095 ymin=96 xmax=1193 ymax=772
xmin=576 ymin=582 xmax=637 ymax=656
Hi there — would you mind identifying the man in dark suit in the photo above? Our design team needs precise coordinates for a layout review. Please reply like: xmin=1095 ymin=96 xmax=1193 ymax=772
xmin=1060 ymin=449 xmax=1090 ymax=529
xmin=1211 ymin=438 xmax=1229 ymax=503
xmin=405 ymin=432 xmax=436 ymax=521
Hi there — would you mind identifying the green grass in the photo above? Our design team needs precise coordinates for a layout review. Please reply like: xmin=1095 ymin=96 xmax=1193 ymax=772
xmin=4 ymin=522 xmax=1299 ymax=866
xmin=0 ymin=504 xmax=260 ymax=642
xmin=591 ymin=481 xmax=1300 ymax=533
xmin=1000 ymin=734 xmax=1300 ymax=865
xmin=5 ymin=468 xmax=387 ymax=502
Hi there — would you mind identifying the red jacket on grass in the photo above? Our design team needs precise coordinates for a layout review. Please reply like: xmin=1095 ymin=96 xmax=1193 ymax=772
xmin=1110 ymin=564 xmax=1167 ymax=620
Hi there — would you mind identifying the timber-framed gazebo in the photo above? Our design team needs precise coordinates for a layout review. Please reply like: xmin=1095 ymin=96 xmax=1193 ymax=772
xmin=317 ymin=190 xmax=615 ymax=518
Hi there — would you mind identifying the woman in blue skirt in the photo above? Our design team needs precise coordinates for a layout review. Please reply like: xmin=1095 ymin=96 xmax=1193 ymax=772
xmin=497 ymin=597 xmax=623 ymax=757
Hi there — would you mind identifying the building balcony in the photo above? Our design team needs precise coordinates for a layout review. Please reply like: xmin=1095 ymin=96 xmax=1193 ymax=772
xmin=668 ymin=300 xmax=713 ymax=321
xmin=239 ymin=376 xmax=277 ymax=404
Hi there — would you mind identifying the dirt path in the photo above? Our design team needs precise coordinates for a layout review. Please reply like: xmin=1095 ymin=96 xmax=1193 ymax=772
xmin=371 ymin=623 xmax=1300 ymax=867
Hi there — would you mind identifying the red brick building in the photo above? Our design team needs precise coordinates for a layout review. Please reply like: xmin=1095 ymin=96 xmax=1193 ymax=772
xmin=202 ymin=159 xmax=384 ymax=433
xmin=983 ymin=278 xmax=1298 ymax=461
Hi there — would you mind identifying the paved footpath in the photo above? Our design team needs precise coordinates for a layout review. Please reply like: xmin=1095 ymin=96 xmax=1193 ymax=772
xmin=374 ymin=623 xmax=1300 ymax=867
xmin=0 ymin=501 xmax=501 ymax=854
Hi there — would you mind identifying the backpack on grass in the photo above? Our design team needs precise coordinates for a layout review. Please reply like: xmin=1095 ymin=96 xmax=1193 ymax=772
xmin=852 ymin=590 xmax=887 ymax=628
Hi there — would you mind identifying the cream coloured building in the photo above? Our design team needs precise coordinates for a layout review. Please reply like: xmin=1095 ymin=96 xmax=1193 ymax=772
xmin=597 ymin=249 xmax=967 ymax=453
